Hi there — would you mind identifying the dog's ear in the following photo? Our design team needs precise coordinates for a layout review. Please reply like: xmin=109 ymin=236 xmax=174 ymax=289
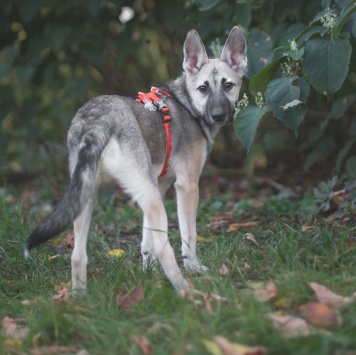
xmin=183 ymin=29 xmax=209 ymax=73
xmin=220 ymin=26 xmax=247 ymax=74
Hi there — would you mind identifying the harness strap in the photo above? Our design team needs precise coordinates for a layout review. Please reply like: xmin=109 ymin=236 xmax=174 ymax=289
xmin=136 ymin=87 xmax=172 ymax=177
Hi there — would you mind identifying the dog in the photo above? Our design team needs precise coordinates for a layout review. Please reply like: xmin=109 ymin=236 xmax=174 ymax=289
xmin=25 ymin=26 xmax=247 ymax=294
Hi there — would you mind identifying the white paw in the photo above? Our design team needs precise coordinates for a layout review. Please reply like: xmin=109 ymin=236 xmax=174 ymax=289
xmin=184 ymin=260 xmax=208 ymax=273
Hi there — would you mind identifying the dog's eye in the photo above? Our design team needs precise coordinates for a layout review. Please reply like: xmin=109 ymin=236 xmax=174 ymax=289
xmin=198 ymin=85 xmax=208 ymax=93
xmin=225 ymin=82 xmax=234 ymax=90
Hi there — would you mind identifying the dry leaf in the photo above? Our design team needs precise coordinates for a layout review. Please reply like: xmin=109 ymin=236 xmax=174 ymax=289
xmin=118 ymin=284 xmax=144 ymax=309
xmin=309 ymin=282 xmax=345 ymax=309
xmin=130 ymin=335 xmax=153 ymax=355
xmin=254 ymin=282 xmax=278 ymax=303
xmin=213 ymin=336 xmax=266 ymax=355
xmin=299 ymin=302 xmax=342 ymax=327
xmin=219 ymin=264 xmax=229 ymax=276
xmin=244 ymin=263 xmax=251 ymax=271
xmin=107 ymin=248 xmax=126 ymax=257
xmin=227 ymin=222 xmax=258 ymax=232
xmin=180 ymin=289 xmax=227 ymax=315
xmin=244 ymin=233 xmax=260 ymax=247
xmin=269 ymin=314 xmax=311 ymax=338
xmin=2 ymin=317 xmax=29 ymax=339
xmin=47 ymin=255 xmax=59 ymax=262
xmin=62 ymin=233 xmax=74 ymax=248
xmin=53 ymin=287 xmax=70 ymax=303
xmin=301 ymin=225 xmax=313 ymax=232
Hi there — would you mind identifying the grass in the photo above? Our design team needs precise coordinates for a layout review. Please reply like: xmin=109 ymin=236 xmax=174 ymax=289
xmin=0 ymin=184 xmax=355 ymax=355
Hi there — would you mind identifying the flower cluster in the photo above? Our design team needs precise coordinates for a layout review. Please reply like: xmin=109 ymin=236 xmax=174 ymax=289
xmin=281 ymin=61 xmax=293 ymax=77
xmin=209 ymin=38 xmax=223 ymax=58
xmin=290 ymin=39 xmax=298 ymax=51
xmin=236 ymin=93 xmax=249 ymax=112
xmin=319 ymin=7 xmax=338 ymax=32
xmin=255 ymin=92 xmax=265 ymax=108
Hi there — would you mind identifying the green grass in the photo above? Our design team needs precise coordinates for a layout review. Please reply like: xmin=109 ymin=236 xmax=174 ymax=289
xmin=0 ymin=187 xmax=355 ymax=355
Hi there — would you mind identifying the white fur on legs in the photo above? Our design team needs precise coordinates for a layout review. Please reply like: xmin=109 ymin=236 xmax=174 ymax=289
xmin=141 ymin=215 xmax=155 ymax=269
xmin=141 ymin=195 xmax=189 ymax=292
xmin=175 ymin=175 xmax=207 ymax=272
xmin=71 ymin=198 xmax=95 ymax=295
xmin=141 ymin=176 xmax=174 ymax=270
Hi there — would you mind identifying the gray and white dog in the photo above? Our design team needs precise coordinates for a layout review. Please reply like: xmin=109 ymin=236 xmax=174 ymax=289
xmin=25 ymin=27 xmax=247 ymax=293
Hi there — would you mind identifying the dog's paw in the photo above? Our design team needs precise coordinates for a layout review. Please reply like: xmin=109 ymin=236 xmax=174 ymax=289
xmin=184 ymin=261 xmax=208 ymax=273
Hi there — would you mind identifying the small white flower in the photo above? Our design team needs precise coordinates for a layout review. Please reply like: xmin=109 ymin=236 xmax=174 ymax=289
xmin=290 ymin=39 xmax=298 ymax=51
xmin=319 ymin=7 xmax=338 ymax=32
xmin=237 ymin=93 xmax=249 ymax=110
xmin=255 ymin=92 xmax=265 ymax=108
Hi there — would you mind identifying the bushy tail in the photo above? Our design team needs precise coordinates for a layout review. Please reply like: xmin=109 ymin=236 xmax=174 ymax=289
xmin=25 ymin=129 xmax=111 ymax=257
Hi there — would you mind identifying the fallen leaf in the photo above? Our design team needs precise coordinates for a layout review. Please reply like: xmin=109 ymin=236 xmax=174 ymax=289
xmin=219 ymin=264 xmax=229 ymax=276
xmin=47 ymin=254 xmax=59 ymax=262
xmin=53 ymin=287 xmax=70 ymax=303
xmin=299 ymin=302 xmax=342 ymax=327
xmin=301 ymin=225 xmax=313 ymax=232
xmin=2 ymin=317 xmax=29 ymax=339
xmin=51 ymin=237 xmax=63 ymax=245
xmin=54 ymin=280 xmax=72 ymax=292
xmin=309 ymin=282 xmax=345 ymax=309
xmin=62 ymin=233 xmax=74 ymax=248
xmin=213 ymin=336 xmax=266 ymax=355
xmin=244 ymin=263 xmax=251 ymax=271
xmin=130 ymin=335 xmax=153 ymax=355
xmin=107 ymin=248 xmax=126 ymax=257
xmin=269 ymin=314 xmax=311 ymax=338
xmin=254 ymin=282 xmax=278 ymax=303
xmin=331 ymin=189 xmax=345 ymax=205
xmin=345 ymin=239 xmax=356 ymax=247
xmin=180 ymin=289 xmax=227 ymax=315
xmin=202 ymin=339 xmax=222 ymax=355
xmin=244 ymin=233 xmax=260 ymax=247
xmin=118 ymin=285 xmax=144 ymax=309
xmin=227 ymin=222 xmax=258 ymax=232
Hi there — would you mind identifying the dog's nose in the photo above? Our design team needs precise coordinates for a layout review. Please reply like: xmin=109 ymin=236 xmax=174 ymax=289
xmin=211 ymin=108 xmax=226 ymax=123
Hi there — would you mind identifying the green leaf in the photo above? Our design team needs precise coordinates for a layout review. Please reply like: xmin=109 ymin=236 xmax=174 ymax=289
xmin=197 ymin=0 xmax=222 ymax=11
xmin=346 ymin=155 xmax=356 ymax=176
xmin=249 ymin=57 xmax=282 ymax=94
xmin=304 ymin=37 xmax=352 ymax=96
xmin=234 ymin=105 xmax=267 ymax=151
xmin=286 ymin=47 xmax=304 ymax=61
xmin=333 ymin=0 xmax=356 ymax=39
xmin=265 ymin=76 xmax=310 ymax=133
xmin=246 ymin=29 xmax=274 ymax=79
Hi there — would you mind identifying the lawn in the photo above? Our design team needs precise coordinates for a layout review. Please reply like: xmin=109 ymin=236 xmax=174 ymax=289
xmin=0 ymin=178 xmax=355 ymax=355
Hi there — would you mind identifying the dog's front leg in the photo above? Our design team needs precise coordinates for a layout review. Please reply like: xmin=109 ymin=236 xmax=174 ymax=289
xmin=175 ymin=175 xmax=207 ymax=272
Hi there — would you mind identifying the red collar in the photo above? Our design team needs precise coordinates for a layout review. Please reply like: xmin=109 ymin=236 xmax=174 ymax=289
xmin=136 ymin=87 xmax=172 ymax=177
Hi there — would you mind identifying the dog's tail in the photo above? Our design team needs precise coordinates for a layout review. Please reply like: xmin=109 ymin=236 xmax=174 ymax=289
xmin=24 ymin=128 xmax=111 ymax=257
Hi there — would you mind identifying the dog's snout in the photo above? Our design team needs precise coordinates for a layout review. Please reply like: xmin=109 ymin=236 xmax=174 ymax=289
xmin=211 ymin=108 xmax=226 ymax=123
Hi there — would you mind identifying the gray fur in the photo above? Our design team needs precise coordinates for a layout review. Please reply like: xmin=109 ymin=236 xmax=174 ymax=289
xmin=25 ymin=27 xmax=247 ymax=293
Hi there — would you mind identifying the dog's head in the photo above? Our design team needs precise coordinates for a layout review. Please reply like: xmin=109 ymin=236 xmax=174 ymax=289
xmin=183 ymin=27 xmax=247 ymax=126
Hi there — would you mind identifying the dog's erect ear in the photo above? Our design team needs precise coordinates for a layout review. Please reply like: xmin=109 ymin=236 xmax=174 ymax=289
xmin=183 ymin=29 xmax=209 ymax=73
xmin=220 ymin=26 xmax=247 ymax=74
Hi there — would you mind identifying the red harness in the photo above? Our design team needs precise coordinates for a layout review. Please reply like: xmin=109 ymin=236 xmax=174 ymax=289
xmin=136 ymin=87 xmax=172 ymax=177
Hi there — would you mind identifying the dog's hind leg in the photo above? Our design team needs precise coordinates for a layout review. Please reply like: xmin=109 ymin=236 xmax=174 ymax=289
xmin=71 ymin=195 xmax=96 ymax=295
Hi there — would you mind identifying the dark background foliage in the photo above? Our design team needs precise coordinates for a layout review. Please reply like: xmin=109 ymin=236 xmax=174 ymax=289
xmin=0 ymin=0 xmax=355 ymax=205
